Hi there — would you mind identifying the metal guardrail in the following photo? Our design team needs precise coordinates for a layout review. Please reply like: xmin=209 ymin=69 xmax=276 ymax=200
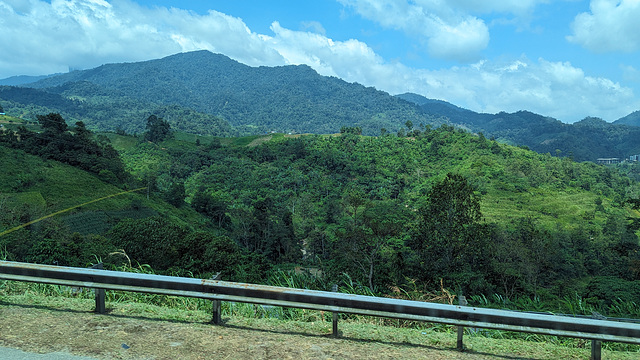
xmin=1 ymin=260 xmax=639 ymax=359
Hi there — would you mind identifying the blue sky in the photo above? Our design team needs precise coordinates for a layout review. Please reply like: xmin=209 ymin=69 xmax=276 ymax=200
xmin=1 ymin=0 xmax=639 ymax=122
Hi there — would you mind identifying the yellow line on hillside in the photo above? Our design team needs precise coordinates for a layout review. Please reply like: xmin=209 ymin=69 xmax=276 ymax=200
xmin=0 ymin=187 xmax=147 ymax=237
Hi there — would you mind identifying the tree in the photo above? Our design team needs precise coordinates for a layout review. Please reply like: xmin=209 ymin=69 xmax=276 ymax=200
xmin=106 ymin=217 xmax=189 ymax=270
xmin=411 ymin=173 xmax=489 ymax=291
xmin=74 ymin=121 xmax=91 ymax=139
xmin=144 ymin=115 xmax=172 ymax=143
xmin=37 ymin=113 xmax=67 ymax=133
xmin=405 ymin=120 xmax=413 ymax=131
xmin=357 ymin=200 xmax=410 ymax=289
xmin=191 ymin=190 xmax=231 ymax=228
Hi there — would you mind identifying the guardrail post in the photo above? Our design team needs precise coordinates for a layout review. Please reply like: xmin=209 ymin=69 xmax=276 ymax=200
xmin=457 ymin=326 xmax=464 ymax=350
xmin=457 ymin=295 xmax=467 ymax=351
xmin=212 ymin=299 xmax=222 ymax=325
xmin=591 ymin=340 xmax=601 ymax=360
xmin=91 ymin=263 xmax=105 ymax=314
xmin=332 ymin=284 xmax=339 ymax=338
xmin=211 ymin=273 xmax=222 ymax=325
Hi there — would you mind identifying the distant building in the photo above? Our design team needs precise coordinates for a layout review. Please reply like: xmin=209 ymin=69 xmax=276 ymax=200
xmin=630 ymin=155 xmax=640 ymax=162
xmin=597 ymin=158 xmax=621 ymax=165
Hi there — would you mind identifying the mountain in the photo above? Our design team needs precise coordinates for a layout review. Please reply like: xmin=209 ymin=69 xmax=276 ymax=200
xmin=615 ymin=110 xmax=640 ymax=127
xmin=398 ymin=92 xmax=640 ymax=162
xmin=23 ymin=50 xmax=444 ymax=135
xmin=0 ymin=82 xmax=234 ymax=136
xmin=0 ymin=74 xmax=58 ymax=86
xmin=6 ymin=50 xmax=640 ymax=160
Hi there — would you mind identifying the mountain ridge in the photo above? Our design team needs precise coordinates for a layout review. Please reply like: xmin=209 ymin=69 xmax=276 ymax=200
xmin=397 ymin=92 xmax=640 ymax=161
xmin=3 ymin=50 xmax=640 ymax=161
xmin=23 ymin=50 xmax=444 ymax=135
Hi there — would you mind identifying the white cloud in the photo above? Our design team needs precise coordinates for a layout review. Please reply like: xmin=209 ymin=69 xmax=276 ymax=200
xmin=0 ymin=0 xmax=636 ymax=123
xmin=404 ymin=58 xmax=638 ymax=122
xmin=568 ymin=0 xmax=640 ymax=53
xmin=0 ymin=0 xmax=283 ymax=76
xmin=337 ymin=0 xmax=490 ymax=62
xmin=336 ymin=0 xmax=552 ymax=61
xmin=261 ymin=22 xmax=638 ymax=121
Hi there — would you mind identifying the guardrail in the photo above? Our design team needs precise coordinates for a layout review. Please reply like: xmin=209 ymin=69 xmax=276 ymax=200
xmin=1 ymin=260 xmax=639 ymax=360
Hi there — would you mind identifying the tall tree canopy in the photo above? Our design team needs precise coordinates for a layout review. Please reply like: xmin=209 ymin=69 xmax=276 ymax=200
xmin=144 ymin=115 xmax=172 ymax=143
xmin=412 ymin=173 xmax=490 ymax=292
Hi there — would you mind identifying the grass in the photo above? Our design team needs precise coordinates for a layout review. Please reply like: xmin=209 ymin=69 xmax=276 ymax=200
xmin=0 ymin=144 xmax=208 ymax=237
xmin=482 ymin=186 xmax=614 ymax=230
xmin=1 ymin=281 xmax=638 ymax=359
xmin=1 ymin=278 xmax=639 ymax=359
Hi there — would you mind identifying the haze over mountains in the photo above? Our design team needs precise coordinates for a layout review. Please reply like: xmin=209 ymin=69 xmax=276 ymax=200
xmin=1 ymin=50 xmax=640 ymax=161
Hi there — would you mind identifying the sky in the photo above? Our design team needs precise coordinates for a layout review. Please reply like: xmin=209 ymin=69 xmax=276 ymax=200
xmin=1 ymin=0 xmax=639 ymax=122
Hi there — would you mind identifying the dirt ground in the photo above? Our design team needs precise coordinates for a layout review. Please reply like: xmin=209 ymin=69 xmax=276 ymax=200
xmin=0 ymin=294 xmax=613 ymax=360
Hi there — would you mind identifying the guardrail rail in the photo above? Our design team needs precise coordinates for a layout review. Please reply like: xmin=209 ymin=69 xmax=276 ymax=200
xmin=1 ymin=260 xmax=639 ymax=360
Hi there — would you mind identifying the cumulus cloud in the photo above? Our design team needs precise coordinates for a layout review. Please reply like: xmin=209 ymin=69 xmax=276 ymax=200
xmin=337 ymin=0 xmax=490 ymax=62
xmin=256 ymin=21 xmax=638 ymax=122
xmin=0 ymin=0 xmax=283 ymax=76
xmin=568 ymin=0 xmax=640 ymax=52
xmin=336 ymin=0 xmax=551 ymax=61
xmin=403 ymin=58 xmax=638 ymax=122
xmin=0 ymin=0 xmax=635 ymax=122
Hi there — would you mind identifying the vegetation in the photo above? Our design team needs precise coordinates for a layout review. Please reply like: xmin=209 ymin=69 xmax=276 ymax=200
xmin=4 ymin=115 xmax=640 ymax=315
xmin=3 ymin=288 xmax=638 ymax=360
xmin=399 ymin=93 xmax=640 ymax=162
xmin=6 ymin=51 xmax=640 ymax=163
xmin=96 ymin=124 xmax=640 ymax=313
xmin=0 ymin=84 xmax=234 ymax=136
xmin=0 ymin=113 xmax=128 ymax=184
xmin=20 ymin=51 xmax=445 ymax=135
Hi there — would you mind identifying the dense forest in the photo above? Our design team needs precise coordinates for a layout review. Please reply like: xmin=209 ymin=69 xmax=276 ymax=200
xmin=2 ymin=50 xmax=638 ymax=162
xmin=24 ymin=51 xmax=443 ymax=136
xmin=398 ymin=93 xmax=640 ymax=162
xmin=3 ymin=115 xmax=640 ymax=316
xmin=0 ymin=84 xmax=234 ymax=136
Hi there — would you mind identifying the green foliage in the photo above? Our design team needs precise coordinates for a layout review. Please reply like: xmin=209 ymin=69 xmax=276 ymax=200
xmin=24 ymin=51 xmax=444 ymax=135
xmin=106 ymin=217 xmax=190 ymax=270
xmin=111 ymin=125 xmax=639 ymax=302
xmin=400 ymin=93 xmax=640 ymax=162
xmin=143 ymin=115 xmax=172 ymax=143
xmin=0 ymin=113 xmax=129 ymax=184
xmin=0 ymin=84 xmax=234 ymax=136
xmin=411 ymin=173 xmax=490 ymax=293
xmin=4 ymin=120 xmax=640 ymax=311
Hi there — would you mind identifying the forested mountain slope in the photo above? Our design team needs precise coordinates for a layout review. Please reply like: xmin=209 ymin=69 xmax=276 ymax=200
xmin=397 ymin=92 xmax=640 ymax=162
xmin=6 ymin=50 xmax=640 ymax=162
xmin=23 ymin=51 xmax=444 ymax=135
xmin=0 ymin=84 xmax=234 ymax=136
xmin=615 ymin=110 xmax=640 ymax=127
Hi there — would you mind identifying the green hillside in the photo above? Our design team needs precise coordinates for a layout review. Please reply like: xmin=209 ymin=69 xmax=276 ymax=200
xmin=398 ymin=93 xmax=640 ymax=162
xmin=0 ymin=84 xmax=234 ymax=136
xmin=24 ymin=51 xmax=445 ymax=135
xmin=3 ymin=117 xmax=640 ymax=316
xmin=615 ymin=110 xmax=640 ymax=127
xmin=106 ymin=125 xmax=640 ymax=307
xmin=0 ymin=143 xmax=209 ymax=268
